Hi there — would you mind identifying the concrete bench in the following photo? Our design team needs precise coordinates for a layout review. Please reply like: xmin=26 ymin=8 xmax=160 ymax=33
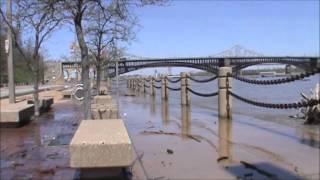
xmin=0 ymin=102 xmax=34 ymax=127
xmin=91 ymin=103 xmax=118 ymax=119
xmin=27 ymin=96 xmax=54 ymax=113
xmin=99 ymin=87 xmax=109 ymax=95
xmin=70 ymin=119 xmax=133 ymax=168
xmin=93 ymin=95 xmax=113 ymax=104
xmin=62 ymin=89 xmax=72 ymax=98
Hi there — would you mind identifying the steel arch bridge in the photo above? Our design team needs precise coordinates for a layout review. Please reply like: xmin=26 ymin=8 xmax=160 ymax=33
xmin=107 ymin=56 xmax=319 ymax=77
xmin=60 ymin=56 xmax=319 ymax=78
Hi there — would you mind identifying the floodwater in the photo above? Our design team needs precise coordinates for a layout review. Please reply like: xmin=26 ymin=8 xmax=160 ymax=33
xmin=0 ymin=75 xmax=319 ymax=180
xmin=115 ymin=74 xmax=320 ymax=179
xmin=0 ymin=99 xmax=82 ymax=180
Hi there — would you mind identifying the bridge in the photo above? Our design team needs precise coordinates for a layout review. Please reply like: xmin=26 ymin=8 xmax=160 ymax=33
xmin=59 ymin=56 xmax=319 ymax=80
xmin=107 ymin=56 xmax=319 ymax=77
xmin=56 ymin=45 xmax=319 ymax=81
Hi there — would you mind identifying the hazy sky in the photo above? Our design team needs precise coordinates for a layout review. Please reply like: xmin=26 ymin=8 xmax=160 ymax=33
xmin=44 ymin=0 xmax=319 ymax=60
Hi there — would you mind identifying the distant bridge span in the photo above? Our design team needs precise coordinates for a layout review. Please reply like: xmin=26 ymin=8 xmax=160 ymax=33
xmin=60 ymin=56 xmax=319 ymax=78
xmin=107 ymin=56 xmax=319 ymax=77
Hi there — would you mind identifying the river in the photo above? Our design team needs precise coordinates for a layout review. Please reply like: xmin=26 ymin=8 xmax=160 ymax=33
xmin=113 ymin=74 xmax=319 ymax=179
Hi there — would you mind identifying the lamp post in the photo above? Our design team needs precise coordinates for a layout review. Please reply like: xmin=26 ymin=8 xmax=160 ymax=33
xmin=6 ymin=0 xmax=15 ymax=103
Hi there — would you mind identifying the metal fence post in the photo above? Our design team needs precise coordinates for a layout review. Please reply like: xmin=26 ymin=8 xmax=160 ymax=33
xmin=133 ymin=79 xmax=137 ymax=91
xmin=161 ymin=75 xmax=168 ymax=99
xmin=143 ymin=78 xmax=146 ymax=94
xmin=218 ymin=67 xmax=232 ymax=119
xmin=181 ymin=72 xmax=190 ymax=106
xmin=151 ymin=77 xmax=155 ymax=96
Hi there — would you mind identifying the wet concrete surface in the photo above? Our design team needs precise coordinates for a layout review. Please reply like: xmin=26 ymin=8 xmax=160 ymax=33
xmin=0 ymin=99 xmax=82 ymax=180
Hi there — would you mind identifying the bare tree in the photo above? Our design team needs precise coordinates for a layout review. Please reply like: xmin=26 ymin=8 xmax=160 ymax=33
xmin=60 ymin=0 xmax=165 ymax=119
xmin=86 ymin=2 xmax=136 ymax=93
xmin=0 ymin=0 xmax=62 ymax=116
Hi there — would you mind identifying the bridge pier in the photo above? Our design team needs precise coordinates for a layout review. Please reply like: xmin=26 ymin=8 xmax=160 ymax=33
xmin=181 ymin=72 xmax=190 ymax=106
xmin=218 ymin=67 xmax=232 ymax=119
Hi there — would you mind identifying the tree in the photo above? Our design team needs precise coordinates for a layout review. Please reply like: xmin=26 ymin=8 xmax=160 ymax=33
xmin=86 ymin=2 xmax=135 ymax=93
xmin=61 ymin=0 xmax=165 ymax=119
xmin=0 ymin=0 xmax=62 ymax=116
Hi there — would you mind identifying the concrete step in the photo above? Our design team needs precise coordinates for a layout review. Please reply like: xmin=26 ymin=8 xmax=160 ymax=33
xmin=93 ymin=95 xmax=113 ymax=104
xmin=91 ymin=103 xmax=119 ymax=119
xmin=27 ymin=96 xmax=54 ymax=113
xmin=70 ymin=119 xmax=133 ymax=168
xmin=0 ymin=102 xmax=34 ymax=127
xmin=62 ymin=89 xmax=72 ymax=98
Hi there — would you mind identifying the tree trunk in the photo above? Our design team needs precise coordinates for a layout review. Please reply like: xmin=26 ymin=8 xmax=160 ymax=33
xmin=33 ymin=67 xmax=40 ymax=116
xmin=75 ymin=16 xmax=91 ymax=119
xmin=96 ymin=64 xmax=101 ymax=94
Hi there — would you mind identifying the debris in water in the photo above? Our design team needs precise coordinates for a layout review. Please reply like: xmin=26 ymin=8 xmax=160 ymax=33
xmin=161 ymin=161 xmax=166 ymax=167
xmin=141 ymin=130 xmax=201 ymax=143
xmin=244 ymin=172 xmax=253 ymax=178
xmin=294 ymin=83 xmax=320 ymax=124
xmin=124 ymin=93 xmax=135 ymax=97
xmin=217 ymin=156 xmax=228 ymax=162
xmin=46 ymin=152 xmax=59 ymax=159
xmin=39 ymin=168 xmax=55 ymax=175
xmin=240 ymin=161 xmax=276 ymax=179
xmin=48 ymin=134 xmax=73 ymax=146
xmin=166 ymin=149 xmax=174 ymax=154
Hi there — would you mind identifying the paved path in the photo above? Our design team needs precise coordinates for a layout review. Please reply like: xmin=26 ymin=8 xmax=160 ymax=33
xmin=0 ymin=85 xmax=64 ymax=99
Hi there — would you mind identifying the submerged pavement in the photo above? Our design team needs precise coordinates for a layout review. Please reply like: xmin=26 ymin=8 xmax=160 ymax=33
xmin=117 ymin=88 xmax=320 ymax=180
xmin=0 ymin=99 xmax=82 ymax=180
xmin=0 ymin=86 xmax=319 ymax=179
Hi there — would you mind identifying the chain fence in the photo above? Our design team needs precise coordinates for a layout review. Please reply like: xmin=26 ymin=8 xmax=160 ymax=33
xmin=153 ymin=78 xmax=162 ymax=83
xmin=229 ymin=68 xmax=320 ymax=85
xmin=153 ymin=84 xmax=161 ymax=89
xmin=167 ymin=86 xmax=181 ymax=91
xmin=228 ymin=90 xmax=320 ymax=109
xmin=187 ymin=75 xmax=218 ymax=83
xmin=129 ymin=69 xmax=319 ymax=110
xmin=166 ymin=77 xmax=182 ymax=83
xmin=187 ymin=87 xmax=218 ymax=97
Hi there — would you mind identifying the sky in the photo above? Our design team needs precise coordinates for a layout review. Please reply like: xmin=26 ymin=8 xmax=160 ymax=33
xmin=44 ymin=0 xmax=320 ymax=61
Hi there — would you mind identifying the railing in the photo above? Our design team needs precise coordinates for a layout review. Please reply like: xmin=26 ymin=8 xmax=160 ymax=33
xmin=127 ymin=66 xmax=320 ymax=122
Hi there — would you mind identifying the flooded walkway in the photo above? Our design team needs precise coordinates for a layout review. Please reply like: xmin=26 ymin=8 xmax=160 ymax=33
xmin=0 ymin=86 xmax=319 ymax=179
xmin=118 ymin=88 xmax=320 ymax=180
xmin=0 ymin=99 xmax=82 ymax=180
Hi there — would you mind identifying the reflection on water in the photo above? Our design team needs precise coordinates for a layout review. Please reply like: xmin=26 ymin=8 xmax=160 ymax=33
xmin=218 ymin=117 xmax=233 ymax=163
xmin=296 ymin=126 xmax=320 ymax=148
xmin=181 ymin=105 xmax=191 ymax=138
xmin=118 ymin=78 xmax=319 ymax=179
xmin=150 ymin=96 xmax=156 ymax=115
xmin=161 ymin=99 xmax=169 ymax=126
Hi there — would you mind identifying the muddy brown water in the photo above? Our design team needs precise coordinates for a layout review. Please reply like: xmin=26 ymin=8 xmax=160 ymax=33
xmin=114 ymin=75 xmax=319 ymax=179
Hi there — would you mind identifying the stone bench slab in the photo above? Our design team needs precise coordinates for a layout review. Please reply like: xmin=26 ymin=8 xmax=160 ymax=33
xmin=93 ymin=95 xmax=113 ymax=104
xmin=62 ymin=89 xmax=72 ymax=98
xmin=0 ymin=102 xmax=34 ymax=127
xmin=91 ymin=104 xmax=119 ymax=119
xmin=27 ymin=96 xmax=54 ymax=113
xmin=70 ymin=119 xmax=133 ymax=168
